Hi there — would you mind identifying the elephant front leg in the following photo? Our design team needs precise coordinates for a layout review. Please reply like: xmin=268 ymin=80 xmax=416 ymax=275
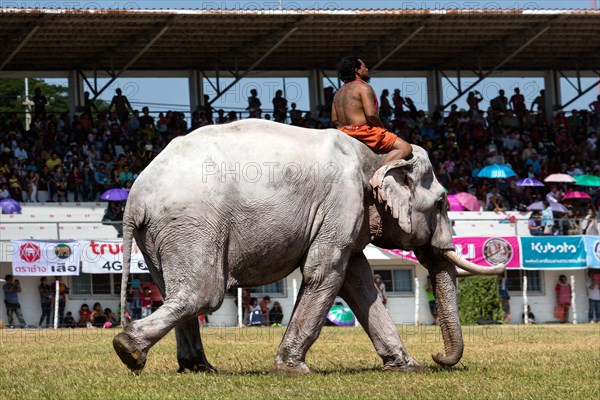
xmin=175 ymin=317 xmax=216 ymax=373
xmin=273 ymin=245 xmax=348 ymax=375
xmin=339 ymin=253 xmax=427 ymax=372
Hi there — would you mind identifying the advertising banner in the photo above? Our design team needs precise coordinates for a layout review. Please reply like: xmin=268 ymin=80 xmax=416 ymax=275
xmin=583 ymin=235 xmax=600 ymax=268
xmin=80 ymin=240 xmax=149 ymax=274
xmin=521 ymin=236 xmax=587 ymax=269
xmin=11 ymin=240 xmax=81 ymax=276
xmin=384 ymin=236 xmax=520 ymax=269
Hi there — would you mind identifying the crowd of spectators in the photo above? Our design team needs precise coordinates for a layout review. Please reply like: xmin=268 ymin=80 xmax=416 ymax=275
xmin=1 ymin=86 xmax=599 ymax=231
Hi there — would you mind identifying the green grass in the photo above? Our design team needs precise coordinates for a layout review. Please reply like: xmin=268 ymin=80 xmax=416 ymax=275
xmin=0 ymin=324 xmax=599 ymax=399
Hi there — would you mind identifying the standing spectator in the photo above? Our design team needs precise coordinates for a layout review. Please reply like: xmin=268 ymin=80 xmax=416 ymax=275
xmin=272 ymin=90 xmax=288 ymax=123
xmin=555 ymin=275 xmax=572 ymax=323
xmin=54 ymin=276 xmax=69 ymax=326
xmin=141 ymin=287 xmax=152 ymax=318
xmin=530 ymin=90 xmax=546 ymax=113
xmin=379 ymin=89 xmax=393 ymax=124
xmin=26 ymin=170 xmax=39 ymax=202
xmin=490 ymin=89 xmax=508 ymax=113
xmin=67 ymin=165 xmax=84 ymax=202
xmin=81 ymin=91 xmax=99 ymax=124
xmin=139 ymin=107 xmax=156 ymax=140
xmin=425 ymin=276 xmax=438 ymax=325
xmin=38 ymin=277 xmax=53 ymax=327
xmin=202 ymin=95 xmax=214 ymax=124
xmin=3 ymin=274 xmax=27 ymax=328
xmin=246 ymin=89 xmax=262 ymax=118
xmin=269 ymin=301 xmax=284 ymax=326
xmin=392 ymin=89 xmax=405 ymax=119
xmin=589 ymin=94 xmax=600 ymax=125
xmin=587 ymin=270 xmax=600 ymax=323
xmin=289 ymin=103 xmax=302 ymax=126
xmin=541 ymin=200 xmax=554 ymax=235
xmin=108 ymin=88 xmax=133 ymax=124
xmin=373 ymin=274 xmax=387 ymax=306
xmin=498 ymin=274 xmax=511 ymax=324
xmin=509 ymin=88 xmax=526 ymax=122
xmin=466 ymin=90 xmax=483 ymax=115
xmin=127 ymin=280 xmax=141 ymax=320
xmin=32 ymin=87 xmax=48 ymax=120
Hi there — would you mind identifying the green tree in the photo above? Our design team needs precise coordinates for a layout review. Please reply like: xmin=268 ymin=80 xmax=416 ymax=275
xmin=458 ymin=276 xmax=503 ymax=325
xmin=0 ymin=78 xmax=69 ymax=116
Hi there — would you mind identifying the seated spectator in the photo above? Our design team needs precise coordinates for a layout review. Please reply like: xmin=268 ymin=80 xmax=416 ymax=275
xmin=269 ymin=302 xmax=284 ymax=326
xmin=522 ymin=305 xmax=536 ymax=324
xmin=260 ymin=295 xmax=271 ymax=325
xmin=78 ymin=303 xmax=92 ymax=327
xmin=63 ymin=311 xmax=76 ymax=328
xmin=528 ymin=212 xmax=543 ymax=236
xmin=104 ymin=308 xmax=118 ymax=328
xmin=91 ymin=302 xmax=106 ymax=327
xmin=247 ymin=297 xmax=263 ymax=326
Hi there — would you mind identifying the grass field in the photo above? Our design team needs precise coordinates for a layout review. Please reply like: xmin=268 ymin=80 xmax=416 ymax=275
xmin=0 ymin=324 xmax=598 ymax=399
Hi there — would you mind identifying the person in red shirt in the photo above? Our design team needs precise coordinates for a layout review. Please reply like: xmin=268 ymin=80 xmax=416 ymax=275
xmin=555 ymin=275 xmax=572 ymax=323
xmin=509 ymin=88 xmax=526 ymax=122
xmin=141 ymin=287 xmax=153 ymax=318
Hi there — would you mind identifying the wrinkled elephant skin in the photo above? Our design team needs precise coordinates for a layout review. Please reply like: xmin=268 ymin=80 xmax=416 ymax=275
xmin=113 ymin=119 xmax=503 ymax=374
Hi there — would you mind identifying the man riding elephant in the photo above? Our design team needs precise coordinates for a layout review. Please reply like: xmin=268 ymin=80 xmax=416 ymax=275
xmin=332 ymin=56 xmax=413 ymax=164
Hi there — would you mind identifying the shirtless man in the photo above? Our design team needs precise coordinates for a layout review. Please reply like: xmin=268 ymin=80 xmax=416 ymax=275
xmin=332 ymin=56 xmax=412 ymax=163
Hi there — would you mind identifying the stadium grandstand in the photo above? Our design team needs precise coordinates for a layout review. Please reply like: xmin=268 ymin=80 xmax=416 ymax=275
xmin=1 ymin=7 xmax=599 ymax=327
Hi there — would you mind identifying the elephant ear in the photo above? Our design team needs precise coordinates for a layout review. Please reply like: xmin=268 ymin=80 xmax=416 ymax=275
xmin=369 ymin=157 xmax=417 ymax=234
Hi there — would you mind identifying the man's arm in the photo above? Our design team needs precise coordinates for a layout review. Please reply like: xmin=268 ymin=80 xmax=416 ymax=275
xmin=331 ymin=103 xmax=339 ymax=127
xmin=360 ymin=85 xmax=383 ymax=127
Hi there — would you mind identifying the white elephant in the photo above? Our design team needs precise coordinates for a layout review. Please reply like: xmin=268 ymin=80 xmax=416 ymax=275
xmin=113 ymin=119 xmax=503 ymax=374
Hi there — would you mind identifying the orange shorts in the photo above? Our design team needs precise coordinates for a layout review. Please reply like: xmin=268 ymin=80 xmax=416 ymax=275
xmin=338 ymin=124 xmax=397 ymax=152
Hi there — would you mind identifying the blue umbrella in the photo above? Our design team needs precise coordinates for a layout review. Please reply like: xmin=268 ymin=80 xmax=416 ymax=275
xmin=100 ymin=188 xmax=129 ymax=201
xmin=477 ymin=164 xmax=516 ymax=179
xmin=0 ymin=198 xmax=22 ymax=214
xmin=516 ymin=178 xmax=544 ymax=187
xmin=327 ymin=304 xmax=356 ymax=327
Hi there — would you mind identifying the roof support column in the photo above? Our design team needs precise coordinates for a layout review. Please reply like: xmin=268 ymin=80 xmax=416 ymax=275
xmin=427 ymin=70 xmax=442 ymax=115
xmin=188 ymin=69 xmax=203 ymax=115
xmin=67 ymin=70 xmax=83 ymax=120
xmin=543 ymin=70 xmax=561 ymax=124
xmin=308 ymin=69 xmax=324 ymax=117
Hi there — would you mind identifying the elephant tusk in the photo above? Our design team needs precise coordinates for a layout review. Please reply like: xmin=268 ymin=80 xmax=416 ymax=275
xmin=442 ymin=250 xmax=505 ymax=276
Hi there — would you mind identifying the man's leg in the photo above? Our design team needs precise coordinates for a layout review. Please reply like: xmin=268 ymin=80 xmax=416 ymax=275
xmin=383 ymin=137 xmax=412 ymax=164
xmin=15 ymin=306 xmax=26 ymax=327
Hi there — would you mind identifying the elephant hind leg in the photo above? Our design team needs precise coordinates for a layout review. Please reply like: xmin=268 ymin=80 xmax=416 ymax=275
xmin=339 ymin=253 xmax=427 ymax=373
xmin=114 ymin=238 xmax=227 ymax=373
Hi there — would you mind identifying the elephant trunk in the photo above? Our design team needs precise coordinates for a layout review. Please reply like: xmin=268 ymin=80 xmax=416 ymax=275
xmin=432 ymin=266 xmax=463 ymax=367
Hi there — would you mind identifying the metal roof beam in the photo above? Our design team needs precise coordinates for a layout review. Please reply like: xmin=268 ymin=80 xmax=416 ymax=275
xmin=442 ymin=16 xmax=566 ymax=109
xmin=371 ymin=21 xmax=430 ymax=72
xmin=89 ymin=15 xmax=181 ymax=102
xmin=209 ymin=17 xmax=311 ymax=104
xmin=560 ymin=71 xmax=600 ymax=109
xmin=0 ymin=15 xmax=51 ymax=71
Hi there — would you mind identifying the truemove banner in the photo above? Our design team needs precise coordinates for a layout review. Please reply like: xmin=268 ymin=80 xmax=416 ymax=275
xmin=521 ymin=236 xmax=587 ymax=269
xmin=11 ymin=240 xmax=81 ymax=276
xmin=385 ymin=236 xmax=521 ymax=269
xmin=583 ymin=235 xmax=600 ymax=268
xmin=80 ymin=240 xmax=149 ymax=274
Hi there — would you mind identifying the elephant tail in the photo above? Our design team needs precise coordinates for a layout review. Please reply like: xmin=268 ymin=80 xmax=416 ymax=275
xmin=120 ymin=206 xmax=136 ymax=327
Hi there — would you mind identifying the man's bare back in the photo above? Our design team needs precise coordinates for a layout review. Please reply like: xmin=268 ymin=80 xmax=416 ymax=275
xmin=333 ymin=57 xmax=412 ymax=162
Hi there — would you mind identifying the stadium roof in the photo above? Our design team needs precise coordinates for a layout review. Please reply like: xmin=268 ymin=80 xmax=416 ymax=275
xmin=1 ymin=8 xmax=599 ymax=73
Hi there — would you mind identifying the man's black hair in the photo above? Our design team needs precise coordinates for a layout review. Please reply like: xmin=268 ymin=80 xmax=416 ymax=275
xmin=338 ymin=56 xmax=361 ymax=84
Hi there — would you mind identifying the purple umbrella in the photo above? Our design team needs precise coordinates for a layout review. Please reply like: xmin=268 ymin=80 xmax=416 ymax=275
xmin=516 ymin=178 xmax=544 ymax=187
xmin=526 ymin=201 xmax=568 ymax=213
xmin=100 ymin=188 xmax=129 ymax=201
xmin=0 ymin=198 xmax=22 ymax=214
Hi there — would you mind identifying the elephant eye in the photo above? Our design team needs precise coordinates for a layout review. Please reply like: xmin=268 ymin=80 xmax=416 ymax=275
xmin=437 ymin=198 xmax=445 ymax=209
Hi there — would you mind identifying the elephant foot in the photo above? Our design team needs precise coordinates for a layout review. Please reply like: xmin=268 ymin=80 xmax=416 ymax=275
xmin=177 ymin=357 xmax=217 ymax=374
xmin=113 ymin=332 xmax=147 ymax=374
xmin=271 ymin=360 xmax=311 ymax=376
xmin=383 ymin=358 xmax=429 ymax=373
